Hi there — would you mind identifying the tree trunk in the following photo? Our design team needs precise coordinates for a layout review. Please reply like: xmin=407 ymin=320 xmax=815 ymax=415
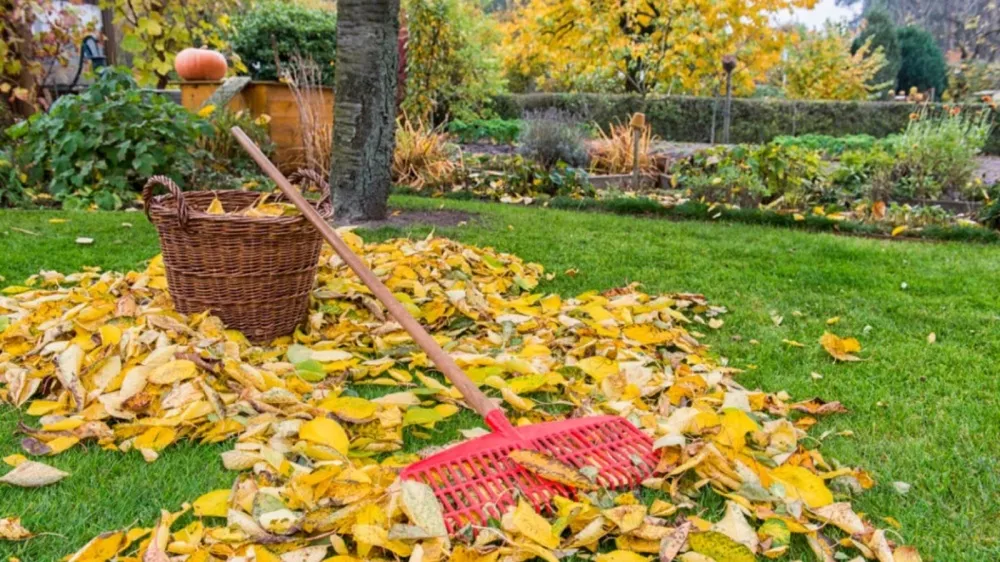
xmin=330 ymin=0 xmax=400 ymax=223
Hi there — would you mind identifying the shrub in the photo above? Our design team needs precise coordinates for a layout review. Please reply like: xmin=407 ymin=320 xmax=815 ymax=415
xmin=393 ymin=116 xmax=458 ymax=189
xmin=749 ymin=143 xmax=826 ymax=205
xmin=403 ymin=0 xmax=505 ymax=123
xmin=897 ymin=26 xmax=948 ymax=96
xmin=889 ymin=105 xmax=993 ymax=198
xmin=670 ymin=146 xmax=767 ymax=207
xmin=0 ymin=148 xmax=30 ymax=208
xmin=831 ymin=147 xmax=897 ymax=200
xmin=589 ymin=122 xmax=658 ymax=175
xmin=194 ymin=108 xmax=276 ymax=190
xmin=231 ymin=1 xmax=338 ymax=85
xmin=447 ymin=118 xmax=522 ymax=144
xmin=4 ymin=68 xmax=211 ymax=210
xmin=518 ymin=109 xmax=589 ymax=170
xmin=456 ymin=154 xmax=591 ymax=198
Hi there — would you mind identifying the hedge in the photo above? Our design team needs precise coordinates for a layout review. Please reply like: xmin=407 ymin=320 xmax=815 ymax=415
xmin=491 ymin=93 xmax=1000 ymax=155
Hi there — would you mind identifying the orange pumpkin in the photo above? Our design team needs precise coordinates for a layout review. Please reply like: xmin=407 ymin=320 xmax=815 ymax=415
xmin=174 ymin=48 xmax=228 ymax=81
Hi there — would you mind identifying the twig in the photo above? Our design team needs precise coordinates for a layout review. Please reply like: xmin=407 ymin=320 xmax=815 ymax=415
xmin=11 ymin=227 xmax=40 ymax=236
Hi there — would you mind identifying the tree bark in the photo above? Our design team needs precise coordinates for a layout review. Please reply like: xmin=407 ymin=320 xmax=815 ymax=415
xmin=330 ymin=0 xmax=400 ymax=223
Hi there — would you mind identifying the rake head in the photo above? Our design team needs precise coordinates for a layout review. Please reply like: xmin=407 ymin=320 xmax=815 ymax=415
xmin=400 ymin=412 xmax=658 ymax=535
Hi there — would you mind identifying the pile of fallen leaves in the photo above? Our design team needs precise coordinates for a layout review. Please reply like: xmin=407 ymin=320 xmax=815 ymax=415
xmin=0 ymin=232 xmax=919 ymax=561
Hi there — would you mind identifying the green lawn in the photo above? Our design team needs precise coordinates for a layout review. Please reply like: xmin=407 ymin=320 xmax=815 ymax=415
xmin=2 ymin=195 xmax=999 ymax=561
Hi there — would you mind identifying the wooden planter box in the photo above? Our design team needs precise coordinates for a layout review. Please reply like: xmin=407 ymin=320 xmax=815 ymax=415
xmin=178 ymin=81 xmax=334 ymax=170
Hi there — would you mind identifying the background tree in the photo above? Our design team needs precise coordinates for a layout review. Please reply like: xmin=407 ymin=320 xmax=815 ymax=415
xmin=897 ymin=25 xmax=948 ymax=95
xmin=330 ymin=0 xmax=400 ymax=223
xmin=1 ymin=0 xmax=91 ymax=118
xmin=108 ymin=0 xmax=245 ymax=88
xmin=402 ymin=0 xmax=505 ymax=124
xmin=782 ymin=25 xmax=889 ymax=101
xmin=839 ymin=0 xmax=1000 ymax=63
xmin=500 ymin=0 xmax=814 ymax=96
xmin=852 ymin=9 xmax=900 ymax=95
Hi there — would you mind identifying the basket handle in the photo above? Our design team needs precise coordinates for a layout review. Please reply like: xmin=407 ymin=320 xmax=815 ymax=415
xmin=287 ymin=168 xmax=332 ymax=211
xmin=143 ymin=175 xmax=192 ymax=228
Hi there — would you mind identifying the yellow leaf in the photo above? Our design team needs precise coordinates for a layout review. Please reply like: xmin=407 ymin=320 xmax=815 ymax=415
xmin=99 ymin=325 xmax=122 ymax=346
xmin=197 ymin=104 xmax=217 ymax=118
xmin=891 ymin=225 xmax=908 ymax=237
xmin=299 ymin=417 xmax=349 ymax=455
xmin=603 ymin=504 xmax=646 ymax=533
xmin=595 ymin=551 xmax=650 ymax=562
xmin=26 ymin=401 xmax=63 ymax=416
xmin=512 ymin=499 xmax=559 ymax=548
xmin=3 ymin=454 xmax=27 ymax=467
xmin=320 ymin=396 xmax=378 ymax=423
xmin=205 ymin=197 xmax=225 ymax=215
xmin=148 ymin=360 xmax=198 ymax=385
xmin=509 ymin=450 xmax=597 ymax=490
xmin=192 ymin=489 xmax=230 ymax=518
xmin=575 ymin=356 xmax=618 ymax=381
xmin=133 ymin=427 xmax=177 ymax=451
xmin=771 ymin=465 xmax=834 ymax=508
xmin=687 ymin=530 xmax=756 ymax=562
xmin=819 ymin=331 xmax=862 ymax=362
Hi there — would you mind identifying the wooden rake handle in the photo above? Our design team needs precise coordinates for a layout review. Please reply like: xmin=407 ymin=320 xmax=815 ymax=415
xmin=231 ymin=127 xmax=505 ymax=423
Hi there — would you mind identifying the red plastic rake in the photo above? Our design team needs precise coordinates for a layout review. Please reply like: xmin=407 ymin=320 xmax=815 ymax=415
xmin=233 ymin=128 xmax=659 ymax=535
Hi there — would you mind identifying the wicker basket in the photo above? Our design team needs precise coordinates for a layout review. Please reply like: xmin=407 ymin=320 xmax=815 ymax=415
xmin=142 ymin=171 xmax=332 ymax=343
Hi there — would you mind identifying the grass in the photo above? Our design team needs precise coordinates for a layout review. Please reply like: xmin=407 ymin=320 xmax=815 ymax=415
xmin=2 ymin=195 xmax=1000 ymax=560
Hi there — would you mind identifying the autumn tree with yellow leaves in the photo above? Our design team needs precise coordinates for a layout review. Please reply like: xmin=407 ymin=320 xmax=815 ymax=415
xmin=500 ymin=0 xmax=818 ymax=96
xmin=780 ymin=25 xmax=890 ymax=101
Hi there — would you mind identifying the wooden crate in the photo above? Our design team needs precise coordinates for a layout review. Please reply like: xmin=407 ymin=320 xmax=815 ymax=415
xmin=179 ymin=81 xmax=334 ymax=170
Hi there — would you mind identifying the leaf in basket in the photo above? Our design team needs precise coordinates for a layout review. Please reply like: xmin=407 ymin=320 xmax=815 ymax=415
xmin=206 ymin=197 xmax=225 ymax=215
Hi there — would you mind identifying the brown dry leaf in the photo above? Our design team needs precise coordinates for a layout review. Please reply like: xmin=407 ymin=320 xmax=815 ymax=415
xmin=0 ymin=517 xmax=32 ymax=541
xmin=820 ymin=332 xmax=862 ymax=362
xmin=0 ymin=460 xmax=69 ymax=487
xmin=509 ymin=450 xmax=597 ymax=491
xmin=658 ymin=521 xmax=692 ymax=562
xmin=811 ymin=502 xmax=864 ymax=535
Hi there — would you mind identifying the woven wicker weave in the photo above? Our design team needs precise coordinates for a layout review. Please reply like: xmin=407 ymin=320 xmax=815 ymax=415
xmin=143 ymin=171 xmax=332 ymax=343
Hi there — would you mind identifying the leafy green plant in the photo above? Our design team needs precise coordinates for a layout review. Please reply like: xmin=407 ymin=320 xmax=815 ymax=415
xmin=447 ymin=118 xmax=522 ymax=144
xmin=831 ymin=147 xmax=897 ymax=200
xmin=232 ymin=1 xmax=338 ymax=85
xmin=518 ymin=109 xmax=589 ymax=170
xmin=748 ymin=143 xmax=826 ymax=205
xmin=889 ymin=105 xmax=993 ymax=198
xmin=5 ymin=68 xmax=211 ymax=210
xmin=0 ymin=148 xmax=30 ymax=208
xmin=196 ymin=108 xmax=275 ymax=182
xmin=454 ymin=154 xmax=591 ymax=199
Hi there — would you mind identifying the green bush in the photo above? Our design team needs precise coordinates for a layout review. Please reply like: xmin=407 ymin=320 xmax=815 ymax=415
xmin=831 ymin=147 xmax=897 ymax=200
xmin=897 ymin=26 xmax=948 ymax=96
xmin=447 ymin=118 xmax=522 ymax=144
xmin=0 ymin=148 xmax=30 ymax=208
xmin=518 ymin=109 xmax=589 ymax=169
xmin=232 ymin=1 xmax=338 ymax=85
xmin=889 ymin=106 xmax=993 ymax=199
xmin=749 ymin=143 xmax=826 ymax=206
xmin=492 ymin=93 xmax=1000 ymax=155
xmin=5 ymin=68 xmax=211 ymax=210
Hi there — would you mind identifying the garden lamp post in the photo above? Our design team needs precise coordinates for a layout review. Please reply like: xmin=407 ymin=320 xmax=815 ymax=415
xmin=722 ymin=54 xmax=736 ymax=144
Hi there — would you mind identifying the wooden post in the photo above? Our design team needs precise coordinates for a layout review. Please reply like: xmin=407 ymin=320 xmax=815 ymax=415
xmin=630 ymin=112 xmax=645 ymax=190
xmin=722 ymin=55 xmax=736 ymax=145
